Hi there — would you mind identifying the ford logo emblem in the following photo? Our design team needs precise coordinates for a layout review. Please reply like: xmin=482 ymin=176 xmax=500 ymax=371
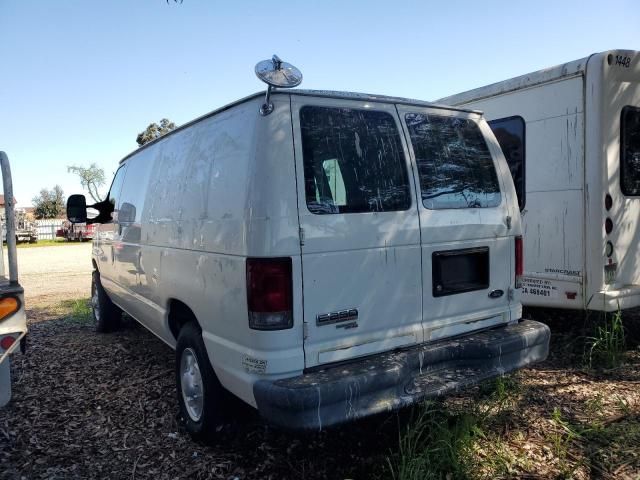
xmin=488 ymin=289 xmax=504 ymax=299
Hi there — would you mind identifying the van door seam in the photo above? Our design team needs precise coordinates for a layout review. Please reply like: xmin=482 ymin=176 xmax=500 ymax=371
xmin=289 ymin=94 xmax=308 ymax=345
xmin=394 ymin=104 xmax=424 ymax=343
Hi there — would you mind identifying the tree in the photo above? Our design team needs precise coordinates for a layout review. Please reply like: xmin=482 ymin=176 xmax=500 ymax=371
xmin=32 ymin=185 xmax=65 ymax=219
xmin=67 ymin=163 xmax=106 ymax=203
xmin=136 ymin=118 xmax=176 ymax=147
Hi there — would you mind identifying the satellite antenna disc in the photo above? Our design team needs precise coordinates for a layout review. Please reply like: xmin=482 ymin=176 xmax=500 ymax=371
xmin=255 ymin=55 xmax=302 ymax=115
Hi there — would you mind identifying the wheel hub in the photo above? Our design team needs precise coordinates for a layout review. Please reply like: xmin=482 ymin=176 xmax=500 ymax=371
xmin=180 ymin=348 xmax=204 ymax=422
xmin=92 ymin=285 xmax=101 ymax=322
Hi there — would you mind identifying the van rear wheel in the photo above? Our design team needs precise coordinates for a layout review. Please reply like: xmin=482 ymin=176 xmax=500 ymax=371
xmin=176 ymin=322 xmax=227 ymax=441
xmin=91 ymin=270 xmax=122 ymax=333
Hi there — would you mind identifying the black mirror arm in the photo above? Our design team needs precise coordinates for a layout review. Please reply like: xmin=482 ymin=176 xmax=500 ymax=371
xmin=86 ymin=199 xmax=115 ymax=224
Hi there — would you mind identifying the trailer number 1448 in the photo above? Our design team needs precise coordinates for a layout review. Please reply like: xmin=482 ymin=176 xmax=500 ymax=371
xmin=614 ymin=55 xmax=631 ymax=68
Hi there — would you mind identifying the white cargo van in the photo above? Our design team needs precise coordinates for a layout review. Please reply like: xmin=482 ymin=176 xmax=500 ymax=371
xmin=439 ymin=50 xmax=640 ymax=312
xmin=67 ymin=56 xmax=549 ymax=438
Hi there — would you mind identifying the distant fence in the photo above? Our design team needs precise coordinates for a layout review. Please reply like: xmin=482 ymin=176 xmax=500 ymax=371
xmin=35 ymin=219 xmax=64 ymax=240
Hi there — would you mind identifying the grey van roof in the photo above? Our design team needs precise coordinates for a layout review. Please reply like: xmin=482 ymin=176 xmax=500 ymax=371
xmin=119 ymin=89 xmax=480 ymax=164
xmin=436 ymin=51 xmax=621 ymax=106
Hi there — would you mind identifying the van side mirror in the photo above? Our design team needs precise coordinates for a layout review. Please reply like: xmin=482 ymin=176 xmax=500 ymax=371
xmin=67 ymin=194 xmax=88 ymax=223
xmin=67 ymin=195 xmax=115 ymax=224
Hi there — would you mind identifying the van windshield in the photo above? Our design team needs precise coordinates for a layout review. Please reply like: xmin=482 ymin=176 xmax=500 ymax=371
xmin=405 ymin=113 xmax=502 ymax=209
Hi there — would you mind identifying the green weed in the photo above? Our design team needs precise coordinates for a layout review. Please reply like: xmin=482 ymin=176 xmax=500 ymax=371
xmin=548 ymin=408 xmax=582 ymax=479
xmin=387 ymin=402 xmax=481 ymax=480
xmin=55 ymin=298 xmax=93 ymax=325
xmin=586 ymin=309 xmax=626 ymax=369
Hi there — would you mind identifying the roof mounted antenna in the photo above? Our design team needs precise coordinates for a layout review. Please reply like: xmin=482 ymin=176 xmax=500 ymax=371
xmin=255 ymin=55 xmax=303 ymax=116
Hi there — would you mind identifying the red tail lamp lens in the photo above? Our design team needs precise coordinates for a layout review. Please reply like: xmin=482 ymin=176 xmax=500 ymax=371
xmin=515 ymin=236 xmax=524 ymax=287
xmin=605 ymin=218 xmax=613 ymax=235
xmin=246 ymin=258 xmax=293 ymax=330
xmin=0 ymin=335 xmax=16 ymax=350
xmin=605 ymin=194 xmax=613 ymax=211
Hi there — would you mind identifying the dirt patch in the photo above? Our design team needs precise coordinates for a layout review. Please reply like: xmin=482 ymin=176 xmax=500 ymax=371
xmin=13 ymin=243 xmax=92 ymax=309
xmin=1 ymin=302 xmax=639 ymax=479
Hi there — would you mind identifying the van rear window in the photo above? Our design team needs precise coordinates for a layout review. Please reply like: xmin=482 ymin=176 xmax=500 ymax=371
xmin=300 ymin=106 xmax=411 ymax=214
xmin=620 ymin=106 xmax=640 ymax=196
xmin=405 ymin=113 xmax=501 ymax=210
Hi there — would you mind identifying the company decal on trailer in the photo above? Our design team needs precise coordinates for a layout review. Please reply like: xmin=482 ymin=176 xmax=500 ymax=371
xmin=521 ymin=277 xmax=559 ymax=298
xmin=544 ymin=268 xmax=581 ymax=277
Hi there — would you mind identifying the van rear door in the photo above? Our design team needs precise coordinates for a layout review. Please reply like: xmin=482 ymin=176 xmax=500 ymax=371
xmin=396 ymin=106 xmax=516 ymax=341
xmin=291 ymin=96 xmax=423 ymax=368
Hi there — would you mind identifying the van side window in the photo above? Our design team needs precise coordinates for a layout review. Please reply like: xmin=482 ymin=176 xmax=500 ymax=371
xmin=106 ymin=165 xmax=127 ymax=222
xmin=620 ymin=106 xmax=640 ymax=196
xmin=488 ymin=116 xmax=526 ymax=210
xmin=405 ymin=114 xmax=501 ymax=210
xmin=300 ymin=106 xmax=411 ymax=214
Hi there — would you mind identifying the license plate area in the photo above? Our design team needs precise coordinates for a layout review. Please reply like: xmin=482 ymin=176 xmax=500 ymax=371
xmin=432 ymin=247 xmax=489 ymax=297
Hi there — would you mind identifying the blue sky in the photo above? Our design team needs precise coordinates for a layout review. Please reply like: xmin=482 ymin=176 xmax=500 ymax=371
xmin=1 ymin=0 xmax=638 ymax=206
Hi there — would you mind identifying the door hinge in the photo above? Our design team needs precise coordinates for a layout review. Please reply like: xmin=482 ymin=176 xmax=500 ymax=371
xmin=299 ymin=227 xmax=305 ymax=246
xmin=303 ymin=322 xmax=309 ymax=340
xmin=505 ymin=216 xmax=512 ymax=230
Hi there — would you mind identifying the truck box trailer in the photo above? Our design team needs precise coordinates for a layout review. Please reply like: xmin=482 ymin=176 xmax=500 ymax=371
xmin=439 ymin=50 xmax=640 ymax=312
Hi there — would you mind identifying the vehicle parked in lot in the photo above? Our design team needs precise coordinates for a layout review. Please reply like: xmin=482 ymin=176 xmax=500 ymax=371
xmin=2 ymin=209 xmax=37 ymax=244
xmin=0 ymin=152 xmax=28 ymax=407
xmin=57 ymin=220 xmax=95 ymax=242
xmin=439 ymin=50 xmax=640 ymax=312
xmin=67 ymin=56 xmax=550 ymax=438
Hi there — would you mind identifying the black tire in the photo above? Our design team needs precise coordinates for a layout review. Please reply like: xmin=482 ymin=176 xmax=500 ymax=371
xmin=91 ymin=270 xmax=122 ymax=333
xmin=176 ymin=322 xmax=227 ymax=441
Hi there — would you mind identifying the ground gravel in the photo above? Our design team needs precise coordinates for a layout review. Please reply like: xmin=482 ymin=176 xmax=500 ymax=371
xmin=0 ymin=245 xmax=639 ymax=479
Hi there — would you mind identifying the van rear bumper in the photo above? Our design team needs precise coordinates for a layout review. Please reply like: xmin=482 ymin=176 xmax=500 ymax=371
xmin=253 ymin=320 xmax=549 ymax=430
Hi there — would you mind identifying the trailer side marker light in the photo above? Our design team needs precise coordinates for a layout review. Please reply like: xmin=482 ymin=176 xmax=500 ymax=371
xmin=0 ymin=335 xmax=16 ymax=350
xmin=0 ymin=297 xmax=19 ymax=321
xmin=605 ymin=194 xmax=613 ymax=211
xmin=565 ymin=292 xmax=577 ymax=300
xmin=605 ymin=241 xmax=614 ymax=258
xmin=605 ymin=218 xmax=613 ymax=235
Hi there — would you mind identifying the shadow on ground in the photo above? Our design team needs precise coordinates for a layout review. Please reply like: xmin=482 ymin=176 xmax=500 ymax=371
xmin=0 ymin=303 xmax=638 ymax=479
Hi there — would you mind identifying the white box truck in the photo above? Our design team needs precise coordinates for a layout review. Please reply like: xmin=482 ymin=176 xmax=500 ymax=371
xmin=439 ymin=50 xmax=640 ymax=312
xmin=66 ymin=56 xmax=549 ymax=438
xmin=0 ymin=152 xmax=28 ymax=407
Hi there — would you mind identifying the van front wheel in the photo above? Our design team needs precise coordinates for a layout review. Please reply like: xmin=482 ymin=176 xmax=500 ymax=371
xmin=91 ymin=270 xmax=122 ymax=333
xmin=176 ymin=322 xmax=226 ymax=441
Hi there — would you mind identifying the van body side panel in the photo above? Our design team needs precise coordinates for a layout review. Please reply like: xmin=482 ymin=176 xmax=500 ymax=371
xmin=106 ymin=98 xmax=303 ymax=406
xmin=588 ymin=51 xmax=640 ymax=310
xmin=291 ymin=96 xmax=423 ymax=369
xmin=451 ymin=77 xmax=586 ymax=308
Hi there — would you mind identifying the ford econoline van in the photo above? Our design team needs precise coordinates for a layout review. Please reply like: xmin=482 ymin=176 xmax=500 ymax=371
xmin=67 ymin=57 xmax=549 ymax=439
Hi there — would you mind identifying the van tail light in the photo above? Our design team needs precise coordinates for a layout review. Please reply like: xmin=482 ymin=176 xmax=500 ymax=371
xmin=515 ymin=236 xmax=524 ymax=288
xmin=246 ymin=258 xmax=293 ymax=330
